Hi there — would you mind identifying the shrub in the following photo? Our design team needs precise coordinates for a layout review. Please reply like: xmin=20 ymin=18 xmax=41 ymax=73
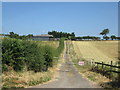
xmin=43 ymin=45 xmax=54 ymax=71
xmin=2 ymin=38 xmax=25 ymax=71
xmin=2 ymin=38 xmax=64 ymax=72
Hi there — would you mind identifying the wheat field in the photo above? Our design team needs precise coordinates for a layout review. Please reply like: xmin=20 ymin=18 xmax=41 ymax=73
xmin=72 ymin=41 xmax=118 ymax=63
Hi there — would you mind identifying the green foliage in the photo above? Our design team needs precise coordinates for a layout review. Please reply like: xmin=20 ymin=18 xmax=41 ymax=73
xmin=2 ymin=64 xmax=8 ymax=72
xmin=2 ymin=38 xmax=26 ymax=71
xmin=100 ymin=29 xmax=109 ymax=36
xmin=48 ymin=31 xmax=75 ymax=38
xmin=100 ymin=29 xmax=110 ymax=40
xmin=55 ymin=38 xmax=64 ymax=57
xmin=24 ymin=41 xmax=45 ymax=72
xmin=5 ymin=32 xmax=33 ymax=40
xmin=43 ymin=45 xmax=54 ymax=70
xmin=103 ymin=36 xmax=110 ymax=40
xmin=2 ymin=38 xmax=64 ymax=73
xmin=110 ymin=35 xmax=116 ymax=40
xmin=71 ymin=36 xmax=100 ymax=40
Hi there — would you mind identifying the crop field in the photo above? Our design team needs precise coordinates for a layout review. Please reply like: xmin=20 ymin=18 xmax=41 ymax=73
xmin=72 ymin=41 xmax=118 ymax=63
xmin=38 ymin=41 xmax=59 ymax=48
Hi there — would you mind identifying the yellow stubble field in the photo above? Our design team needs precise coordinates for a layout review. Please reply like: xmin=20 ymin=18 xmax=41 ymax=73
xmin=72 ymin=41 xmax=119 ymax=64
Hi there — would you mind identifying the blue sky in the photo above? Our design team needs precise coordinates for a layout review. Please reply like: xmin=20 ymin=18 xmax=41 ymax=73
xmin=2 ymin=2 xmax=118 ymax=37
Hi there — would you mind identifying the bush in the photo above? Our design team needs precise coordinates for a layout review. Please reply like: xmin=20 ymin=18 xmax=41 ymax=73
xmin=43 ymin=45 xmax=54 ymax=71
xmin=22 ymin=41 xmax=45 ymax=72
xmin=2 ymin=38 xmax=25 ymax=71
xmin=2 ymin=38 xmax=64 ymax=72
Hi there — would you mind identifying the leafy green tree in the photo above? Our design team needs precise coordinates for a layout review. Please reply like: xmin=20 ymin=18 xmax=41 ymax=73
xmin=76 ymin=37 xmax=82 ymax=40
xmin=28 ymin=34 xmax=33 ymax=38
xmin=9 ymin=32 xmax=19 ymax=39
xmin=8 ymin=32 xmax=33 ymax=40
xmin=71 ymin=37 xmax=76 ymax=40
xmin=71 ymin=32 xmax=75 ymax=37
xmin=100 ymin=29 xmax=109 ymax=40
xmin=48 ymin=31 xmax=75 ymax=38
xmin=103 ymin=36 xmax=110 ymax=40
xmin=9 ymin=32 xmax=14 ymax=37
xmin=110 ymin=35 xmax=116 ymax=40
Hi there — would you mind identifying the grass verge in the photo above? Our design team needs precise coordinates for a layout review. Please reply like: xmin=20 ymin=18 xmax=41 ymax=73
xmin=2 ymin=70 xmax=52 ymax=88
xmin=68 ymin=40 xmax=120 ymax=90
xmin=2 ymin=49 xmax=64 ymax=89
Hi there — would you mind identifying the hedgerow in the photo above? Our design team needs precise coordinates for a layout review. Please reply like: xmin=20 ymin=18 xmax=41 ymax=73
xmin=2 ymin=38 xmax=64 ymax=73
xmin=55 ymin=38 xmax=64 ymax=57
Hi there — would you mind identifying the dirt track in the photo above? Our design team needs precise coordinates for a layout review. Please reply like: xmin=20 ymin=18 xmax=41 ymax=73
xmin=30 ymin=41 xmax=99 ymax=88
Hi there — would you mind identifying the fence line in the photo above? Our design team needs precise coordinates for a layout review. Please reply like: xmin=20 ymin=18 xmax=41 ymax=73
xmin=90 ymin=60 xmax=120 ymax=80
xmin=92 ymin=61 xmax=120 ymax=72
xmin=69 ymin=40 xmax=120 ymax=82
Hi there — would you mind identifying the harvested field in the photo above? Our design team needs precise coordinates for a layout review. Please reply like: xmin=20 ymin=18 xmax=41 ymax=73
xmin=72 ymin=41 xmax=118 ymax=63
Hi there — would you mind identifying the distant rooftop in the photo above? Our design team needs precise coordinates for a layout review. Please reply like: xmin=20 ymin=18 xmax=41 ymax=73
xmin=33 ymin=34 xmax=53 ymax=37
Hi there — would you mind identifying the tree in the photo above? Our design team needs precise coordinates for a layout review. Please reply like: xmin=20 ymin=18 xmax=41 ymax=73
xmin=100 ymin=29 xmax=109 ymax=40
xmin=103 ymin=36 xmax=109 ymax=40
xmin=71 ymin=32 xmax=75 ymax=37
xmin=8 ymin=32 xmax=20 ymax=39
xmin=110 ymin=35 xmax=116 ymax=40
xmin=28 ymin=34 xmax=33 ymax=39
xmin=48 ymin=31 xmax=75 ymax=38
xmin=9 ymin=32 xmax=15 ymax=38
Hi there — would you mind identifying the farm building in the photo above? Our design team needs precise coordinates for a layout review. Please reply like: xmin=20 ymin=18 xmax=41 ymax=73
xmin=32 ymin=34 xmax=53 ymax=41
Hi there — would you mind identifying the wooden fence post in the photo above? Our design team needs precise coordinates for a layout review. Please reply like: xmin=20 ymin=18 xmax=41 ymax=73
xmin=102 ymin=62 xmax=104 ymax=76
xmin=118 ymin=60 xmax=120 ymax=86
xmin=110 ymin=61 xmax=113 ymax=79
xmin=97 ymin=63 xmax=98 ymax=68
xmin=91 ymin=60 xmax=94 ymax=70
xmin=96 ymin=62 xmax=99 ymax=73
xmin=102 ymin=62 xmax=104 ymax=69
xmin=110 ymin=61 xmax=113 ymax=71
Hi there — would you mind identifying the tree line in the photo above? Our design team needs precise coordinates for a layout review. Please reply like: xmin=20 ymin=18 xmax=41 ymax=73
xmin=1 ymin=32 xmax=33 ymax=40
xmin=1 ymin=29 xmax=119 ymax=41
xmin=71 ymin=29 xmax=119 ymax=40
xmin=48 ymin=31 xmax=75 ymax=38
xmin=99 ymin=29 xmax=118 ymax=40
xmin=71 ymin=36 xmax=101 ymax=40
xmin=71 ymin=35 xmax=120 ymax=41
xmin=48 ymin=29 xmax=119 ymax=40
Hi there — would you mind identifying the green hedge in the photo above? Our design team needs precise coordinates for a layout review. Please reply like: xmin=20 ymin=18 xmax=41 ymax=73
xmin=55 ymin=38 xmax=64 ymax=57
xmin=2 ymin=38 xmax=64 ymax=72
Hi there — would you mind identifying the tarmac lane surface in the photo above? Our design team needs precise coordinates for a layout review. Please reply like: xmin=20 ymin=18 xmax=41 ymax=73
xmin=29 ymin=41 xmax=99 ymax=88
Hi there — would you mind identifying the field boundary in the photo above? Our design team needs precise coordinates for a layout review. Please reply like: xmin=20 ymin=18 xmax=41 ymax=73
xmin=69 ymin=40 xmax=120 ymax=87
xmin=90 ymin=60 xmax=120 ymax=80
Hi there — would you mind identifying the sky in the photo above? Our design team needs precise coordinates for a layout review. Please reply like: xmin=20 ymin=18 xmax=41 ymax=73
xmin=2 ymin=2 xmax=118 ymax=37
